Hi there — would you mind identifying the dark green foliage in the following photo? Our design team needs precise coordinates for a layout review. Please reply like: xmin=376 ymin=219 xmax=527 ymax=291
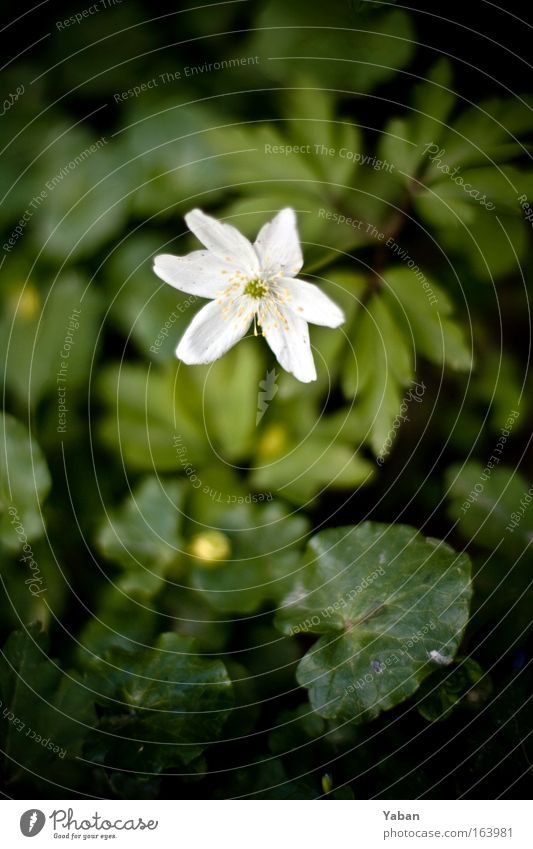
xmin=0 ymin=0 xmax=530 ymax=801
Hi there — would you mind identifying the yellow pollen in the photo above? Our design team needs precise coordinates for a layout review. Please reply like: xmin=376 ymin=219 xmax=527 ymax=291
xmin=244 ymin=278 xmax=268 ymax=299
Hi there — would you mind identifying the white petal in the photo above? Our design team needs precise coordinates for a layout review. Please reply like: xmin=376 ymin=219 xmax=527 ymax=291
xmin=279 ymin=277 xmax=345 ymax=328
xmin=261 ymin=305 xmax=317 ymax=383
xmin=176 ymin=299 xmax=251 ymax=365
xmin=254 ymin=208 xmax=303 ymax=277
xmin=153 ymin=251 xmax=234 ymax=298
xmin=185 ymin=209 xmax=259 ymax=276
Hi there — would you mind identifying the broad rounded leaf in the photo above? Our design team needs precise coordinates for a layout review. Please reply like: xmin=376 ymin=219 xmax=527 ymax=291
xmin=85 ymin=632 xmax=234 ymax=771
xmin=96 ymin=476 xmax=186 ymax=595
xmin=276 ymin=522 xmax=472 ymax=722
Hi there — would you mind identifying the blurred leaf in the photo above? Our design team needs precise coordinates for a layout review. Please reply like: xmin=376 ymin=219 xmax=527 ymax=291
xmin=416 ymin=658 xmax=488 ymax=721
xmin=190 ymin=501 xmax=309 ymax=614
xmin=0 ymin=625 xmax=95 ymax=782
xmin=0 ymin=273 xmax=102 ymax=408
xmin=201 ymin=339 xmax=265 ymax=462
xmin=437 ymin=96 xmax=533 ymax=170
xmin=342 ymin=293 xmax=416 ymax=456
xmin=0 ymin=414 xmax=51 ymax=550
xmin=98 ymin=338 xmax=265 ymax=471
xmin=124 ymin=103 xmax=224 ymax=219
xmin=411 ymin=59 xmax=455 ymax=149
xmin=436 ymin=211 xmax=529 ymax=281
xmin=96 ymin=477 xmax=186 ymax=596
xmin=84 ymin=632 xmax=233 ymax=772
xmin=97 ymin=361 xmax=205 ymax=471
xmin=251 ymin=421 xmax=374 ymax=504
xmin=445 ymin=462 xmax=533 ymax=556
xmin=276 ymin=522 xmax=472 ymax=722
xmin=377 ymin=60 xmax=455 ymax=186
xmin=0 ymin=539 xmax=66 ymax=631
xmin=31 ymin=123 xmax=128 ymax=261
xmin=249 ymin=5 xmax=414 ymax=94
xmin=106 ymin=771 xmax=162 ymax=800
xmin=269 ymin=704 xmax=325 ymax=758
xmin=425 ymin=166 xmax=533 ymax=214
xmin=104 ymin=235 xmax=197 ymax=361
xmin=75 ymin=578 xmax=159 ymax=666
xmin=414 ymin=182 xmax=477 ymax=228
xmin=283 ymin=78 xmax=362 ymax=186
xmin=473 ymin=350 xmax=528 ymax=432
xmin=383 ymin=266 xmax=472 ymax=371
xmin=379 ymin=117 xmax=420 ymax=184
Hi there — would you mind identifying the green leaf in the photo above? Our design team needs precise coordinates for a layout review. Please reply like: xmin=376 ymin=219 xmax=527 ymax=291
xmin=383 ymin=266 xmax=472 ymax=371
xmin=98 ymin=338 xmax=265 ymax=470
xmin=416 ymin=658 xmax=488 ymax=721
xmin=379 ymin=117 xmax=420 ymax=183
xmin=190 ymin=502 xmax=310 ymax=614
xmin=436 ymin=211 xmax=529 ymax=281
xmin=0 ymin=540 xmax=67 ymax=631
xmin=31 ymin=123 xmax=128 ymax=261
xmin=84 ymin=632 xmax=233 ymax=772
xmin=75 ymin=578 xmax=159 ymax=665
xmin=0 ymin=625 xmax=95 ymax=782
xmin=410 ymin=59 xmax=455 ymax=150
xmin=437 ymin=97 xmax=533 ymax=170
xmin=96 ymin=476 xmax=186 ymax=595
xmin=427 ymin=166 xmax=531 ymax=214
xmin=104 ymin=235 xmax=197 ymax=362
xmin=200 ymin=339 xmax=265 ymax=462
xmin=445 ymin=461 xmax=533 ymax=556
xmin=282 ymin=77 xmax=363 ymax=187
xmin=414 ymin=180 xmax=480 ymax=228
xmin=97 ymin=361 xmax=206 ymax=471
xmin=124 ymin=103 xmax=224 ymax=219
xmin=0 ymin=273 xmax=102 ymax=408
xmin=276 ymin=522 xmax=472 ymax=722
xmin=251 ymin=426 xmax=374 ymax=505
xmin=248 ymin=6 xmax=414 ymax=94
xmin=0 ymin=414 xmax=51 ymax=550
xmin=342 ymin=294 xmax=415 ymax=456
xmin=349 ymin=292 xmax=413 ymax=391
xmin=473 ymin=350 xmax=528 ymax=433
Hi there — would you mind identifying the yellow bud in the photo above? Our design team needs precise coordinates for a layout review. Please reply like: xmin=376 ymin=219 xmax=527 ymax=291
xmin=258 ymin=423 xmax=288 ymax=459
xmin=321 ymin=772 xmax=333 ymax=795
xmin=12 ymin=284 xmax=40 ymax=321
xmin=188 ymin=531 xmax=231 ymax=566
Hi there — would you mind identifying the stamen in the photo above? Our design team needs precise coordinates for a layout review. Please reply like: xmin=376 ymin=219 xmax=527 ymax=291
xmin=244 ymin=279 xmax=268 ymax=299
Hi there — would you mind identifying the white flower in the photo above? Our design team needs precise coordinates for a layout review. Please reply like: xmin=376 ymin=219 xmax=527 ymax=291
xmin=153 ymin=208 xmax=344 ymax=383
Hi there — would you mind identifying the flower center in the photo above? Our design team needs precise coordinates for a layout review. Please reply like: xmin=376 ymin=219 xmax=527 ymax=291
xmin=244 ymin=278 xmax=268 ymax=299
